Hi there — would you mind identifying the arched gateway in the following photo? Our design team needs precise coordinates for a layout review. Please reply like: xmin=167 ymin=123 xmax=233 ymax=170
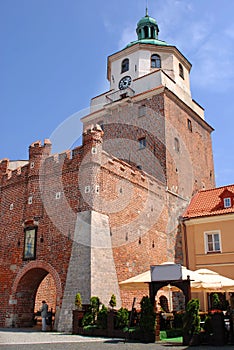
xmin=8 ymin=261 xmax=62 ymax=329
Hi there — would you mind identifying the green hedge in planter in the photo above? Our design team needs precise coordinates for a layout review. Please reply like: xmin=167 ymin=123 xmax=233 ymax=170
xmin=183 ymin=298 xmax=201 ymax=346
xmin=139 ymin=296 xmax=156 ymax=342
xmin=97 ymin=305 xmax=108 ymax=329
xmin=115 ymin=307 xmax=129 ymax=329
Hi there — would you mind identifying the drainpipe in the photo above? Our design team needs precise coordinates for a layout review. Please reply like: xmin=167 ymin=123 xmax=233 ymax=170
xmin=180 ymin=216 xmax=189 ymax=268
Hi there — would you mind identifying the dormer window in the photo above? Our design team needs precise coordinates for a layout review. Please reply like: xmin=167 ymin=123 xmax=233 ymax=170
xmin=151 ymin=54 xmax=161 ymax=68
xmin=224 ymin=197 xmax=231 ymax=208
xmin=121 ymin=58 xmax=129 ymax=73
xmin=179 ymin=63 xmax=184 ymax=79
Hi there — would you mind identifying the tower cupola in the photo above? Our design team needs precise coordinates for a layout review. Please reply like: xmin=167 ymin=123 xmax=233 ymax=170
xmin=126 ymin=9 xmax=168 ymax=48
xmin=136 ymin=8 xmax=159 ymax=40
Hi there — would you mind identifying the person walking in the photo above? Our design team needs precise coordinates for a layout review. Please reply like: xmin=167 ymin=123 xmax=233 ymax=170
xmin=40 ymin=300 xmax=48 ymax=331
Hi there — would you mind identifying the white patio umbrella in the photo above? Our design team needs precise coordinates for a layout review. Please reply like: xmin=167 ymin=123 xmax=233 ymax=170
xmin=193 ymin=268 xmax=234 ymax=292
xmin=119 ymin=265 xmax=234 ymax=312
xmin=119 ymin=265 xmax=203 ymax=291
xmin=192 ymin=268 xmax=234 ymax=311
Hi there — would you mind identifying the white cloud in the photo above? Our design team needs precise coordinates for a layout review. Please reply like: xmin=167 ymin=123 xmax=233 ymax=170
xmin=157 ymin=1 xmax=234 ymax=91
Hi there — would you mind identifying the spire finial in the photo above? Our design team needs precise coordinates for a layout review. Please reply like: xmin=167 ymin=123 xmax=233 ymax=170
xmin=146 ymin=0 xmax=148 ymax=16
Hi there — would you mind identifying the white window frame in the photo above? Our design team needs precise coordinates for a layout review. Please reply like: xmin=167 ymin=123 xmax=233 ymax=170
xmin=204 ymin=230 xmax=221 ymax=253
xmin=224 ymin=197 xmax=231 ymax=208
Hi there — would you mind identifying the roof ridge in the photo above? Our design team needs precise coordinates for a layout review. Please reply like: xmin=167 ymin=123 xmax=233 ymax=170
xmin=199 ymin=184 xmax=234 ymax=193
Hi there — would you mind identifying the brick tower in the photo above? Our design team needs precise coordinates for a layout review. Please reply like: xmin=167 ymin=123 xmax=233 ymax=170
xmin=0 ymin=10 xmax=215 ymax=332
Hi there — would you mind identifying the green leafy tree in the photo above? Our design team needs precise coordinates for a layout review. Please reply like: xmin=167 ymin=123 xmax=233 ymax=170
xmin=211 ymin=293 xmax=222 ymax=310
xmin=183 ymin=298 xmax=201 ymax=345
xmin=90 ymin=296 xmax=100 ymax=323
xmin=116 ymin=307 xmax=129 ymax=329
xmin=97 ymin=304 xmax=108 ymax=329
xmin=81 ymin=296 xmax=100 ymax=327
xmin=82 ymin=312 xmax=93 ymax=327
xmin=139 ymin=296 xmax=156 ymax=341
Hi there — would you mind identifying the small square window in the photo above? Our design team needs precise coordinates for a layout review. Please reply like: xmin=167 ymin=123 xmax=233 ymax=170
xmin=224 ymin=197 xmax=231 ymax=208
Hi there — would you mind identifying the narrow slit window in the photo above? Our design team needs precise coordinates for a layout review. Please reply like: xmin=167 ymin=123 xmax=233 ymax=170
xmin=139 ymin=105 xmax=146 ymax=117
xmin=139 ymin=137 xmax=146 ymax=149
xmin=179 ymin=63 xmax=184 ymax=79
xmin=187 ymin=119 xmax=192 ymax=132
xmin=174 ymin=137 xmax=180 ymax=153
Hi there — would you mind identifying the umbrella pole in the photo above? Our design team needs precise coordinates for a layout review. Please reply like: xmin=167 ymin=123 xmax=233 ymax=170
xmin=203 ymin=291 xmax=207 ymax=312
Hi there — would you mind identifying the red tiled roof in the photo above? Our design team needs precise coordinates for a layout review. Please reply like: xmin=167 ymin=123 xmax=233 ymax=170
xmin=183 ymin=185 xmax=234 ymax=219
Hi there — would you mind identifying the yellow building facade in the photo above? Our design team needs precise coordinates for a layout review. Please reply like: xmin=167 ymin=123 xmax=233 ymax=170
xmin=182 ymin=185 xmax=234 ymax=309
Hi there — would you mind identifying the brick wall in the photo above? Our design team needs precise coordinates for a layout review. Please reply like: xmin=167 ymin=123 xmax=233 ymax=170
xmin=0 ymin=88 xmax=215 ymax=330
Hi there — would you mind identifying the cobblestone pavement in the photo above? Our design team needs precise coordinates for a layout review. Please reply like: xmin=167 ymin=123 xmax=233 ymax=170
xmin=0 ymin=329 xmax=232 ymax=350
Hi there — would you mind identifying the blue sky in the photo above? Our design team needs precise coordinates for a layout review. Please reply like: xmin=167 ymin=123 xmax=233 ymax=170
xmin=0 ymin=0 xmax=233 ymax=187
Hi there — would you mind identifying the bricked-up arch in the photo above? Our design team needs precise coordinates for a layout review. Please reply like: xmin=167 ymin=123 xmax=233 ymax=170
xmin=10 ymin=261 xmax=62 ymax=328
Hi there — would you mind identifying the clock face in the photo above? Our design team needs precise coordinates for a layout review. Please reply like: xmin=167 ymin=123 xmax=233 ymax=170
xmin=118 ymin=76 xmax=132 ymax=90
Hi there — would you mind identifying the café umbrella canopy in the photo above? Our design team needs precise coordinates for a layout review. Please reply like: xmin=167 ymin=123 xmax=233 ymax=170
xmin=193 ymin=268 xmax=234 ymax=292
xmin=119 ymin=263 xmax=203 ymax=291
xmin=119 ymin=264 xmax=234 ymax=292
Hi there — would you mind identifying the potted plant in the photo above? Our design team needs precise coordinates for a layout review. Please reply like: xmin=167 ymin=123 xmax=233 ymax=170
xmin=183 ymin=298 xmax=201 ymax=345
xmin=204 ymin=293 xmax=226 ymax=345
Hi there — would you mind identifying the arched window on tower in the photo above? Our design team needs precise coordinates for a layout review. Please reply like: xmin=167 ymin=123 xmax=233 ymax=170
xmin=151 ymin=54 xmax=161 ymax=68
xmin=179 ymin=63 xmax=184 ymax=79
xmin=121 ymin=58 xmax=129 ymax=73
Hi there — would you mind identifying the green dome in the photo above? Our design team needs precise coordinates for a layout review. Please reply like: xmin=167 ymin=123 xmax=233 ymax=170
xmin=137 ymin=15 xmax=157 ymax=27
